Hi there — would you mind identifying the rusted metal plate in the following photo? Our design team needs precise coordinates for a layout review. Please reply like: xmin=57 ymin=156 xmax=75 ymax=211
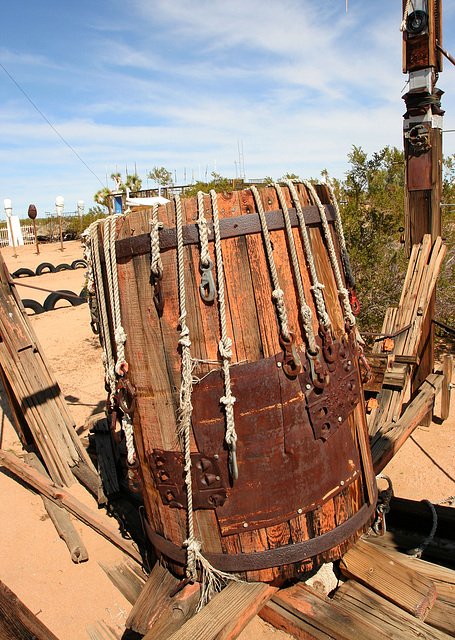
xmin=149 ymin=450 xmax=227 ymax=510
xmin=407 ymin=150 xmax=432 ymax=191
xmin=189 ymin=345 xmax=361 ymax=536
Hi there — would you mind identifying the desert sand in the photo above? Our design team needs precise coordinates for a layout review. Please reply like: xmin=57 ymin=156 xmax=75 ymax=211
xmin=0 ymin=239 xmax=453 ymax=639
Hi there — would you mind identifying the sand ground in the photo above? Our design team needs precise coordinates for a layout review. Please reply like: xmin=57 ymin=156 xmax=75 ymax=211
xmin=0 ymin=239 xmax=453 ymax=639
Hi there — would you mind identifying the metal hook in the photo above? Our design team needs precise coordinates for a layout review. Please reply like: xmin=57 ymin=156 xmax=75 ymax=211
xmin=308 ymin=348 xmax=330 ymax=389
xmin=228 ymin=441 xmax=238 ymax=480
xmin=153 ymin=268 xmax=165 ymax=312
xmin=279 ymin=331 xmax=303 ymax=377
xmin=200 ymin=258 xmax=216 ymax=303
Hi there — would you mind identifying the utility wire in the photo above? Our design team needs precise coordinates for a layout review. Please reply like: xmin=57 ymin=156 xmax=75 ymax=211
xmin=0 ymin=61 xmax=105 ymax=188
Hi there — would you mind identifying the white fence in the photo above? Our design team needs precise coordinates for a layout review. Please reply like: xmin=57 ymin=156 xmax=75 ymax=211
xmin=0 ymin=225 xmax=35 ymax=247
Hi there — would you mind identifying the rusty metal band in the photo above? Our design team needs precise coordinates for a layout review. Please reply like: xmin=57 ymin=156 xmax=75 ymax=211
xmin=113 ymin=204 xmax=336 ymax=261
xmin=143 ymin=492 xmax=377 ymax=572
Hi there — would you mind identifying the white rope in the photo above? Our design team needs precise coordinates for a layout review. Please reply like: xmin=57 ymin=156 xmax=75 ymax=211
xmin=88 ymin=220 xmax=116 ymax=397
xmin=150 ymin=203 xmax=163 ymax=277
xmin=299 ymin=180 xmax=356 ymax=329
xmin=273 ymin=183 xmax=317 ymax=354
xmin=174 ymin=193 xmax=238 ymax=601
xmin=197 ymin=191 xmax=211 ymax=268
xmin=122 ymin=414 xmax=135 ymax=465
xmin=282 ymin=179 xmax=330 ymax=331
xmin=209 ymin=189 xmax=237 ymax=463
xmin=250 ymin=185 xmax=291 ymax=341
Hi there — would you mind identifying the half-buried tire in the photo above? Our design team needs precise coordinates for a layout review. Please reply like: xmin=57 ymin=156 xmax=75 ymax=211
xmin=11 ymin=267 xmax=35 ymax=278
xmin=44 ymin=289 xmax=86 ymax=311
xmin=21 ymin=299 xmax=45 ymax=315
xmin=35 ymin=262 xmax=56 ymax=275
xmin=71 ymin=259 xmax=87 ymax=270
xmin=54 ymin=263 xmax=73 ymax=272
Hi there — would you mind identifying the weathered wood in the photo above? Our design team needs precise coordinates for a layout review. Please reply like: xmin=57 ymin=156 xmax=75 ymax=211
xmin=371 ymin=372 xmax=444 ymax=473
xmin=0 ymin=449 xmax=142 ymax=564
xmin=98 ymin=560 xmax=146 ymax=606
xmin=146 ymin=581 xmax=276 ymax=640
xmin=0 ymin=580 xmax=60 ymax=640
xmin=333 ymin=580 xmax=449 ymax=640
xmin=125 ymin=561 xmax=180 ymax=634
xmin=263 ymin=582 xmax=390 ymax=640
xmin=441 ymin=354 xmax=453 ymax=421
xmin=339 ymin=538 xmax=437 ymax=619
xmin=24 ymin=451 xmax=88 ymax=563
xmin=145 ymin=582 xmax=200 ymax=640
xmin=92 ymin=418 xmax=120 ymax=496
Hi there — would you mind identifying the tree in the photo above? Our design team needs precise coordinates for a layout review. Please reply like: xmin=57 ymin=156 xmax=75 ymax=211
xmin=94 ymin=187 xmax=113 ymax=215
xmin=182 ymin=172 xmax=232 ymax=198
xmin=125 ymin=173 xmax=142 ymax=192
xmin=148 ymin=166 xmax=174 ymax=187
xmin=339 ymin=145 xmax=407 ymax=333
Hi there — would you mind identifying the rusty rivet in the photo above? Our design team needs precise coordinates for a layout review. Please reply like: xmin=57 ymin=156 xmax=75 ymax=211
xmin=243 ymin=522 xmax=248 ymax=528
xmin=347 ymin=360 xmax=351 ymax=366
xmin=216 ymin=475 xmax=220 ymax=481
xmin=306 ymin=384 xmax=311 ymax=390
xmin=297 ymin=508 xmax=303 ymax=514
xmin=214 ymin=454 xmax=219 ymax=459
xmin=340 ymin=480 xmax=345 ymax=486
xmin=277 ymin=362 xmax=282 ymax=368
xmin=338 ymin=416 xmax=342 ymax=422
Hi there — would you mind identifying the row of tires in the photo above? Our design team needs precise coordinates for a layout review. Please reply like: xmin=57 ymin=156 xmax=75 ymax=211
xmin=11 ymin=260 xmax=87 ymax=279
xmin=22 ymin=289 xmax=88 ymax=314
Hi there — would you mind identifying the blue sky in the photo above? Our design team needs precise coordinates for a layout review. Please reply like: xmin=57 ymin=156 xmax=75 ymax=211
xmin=1 ymin=0 xmax=455 ymax=220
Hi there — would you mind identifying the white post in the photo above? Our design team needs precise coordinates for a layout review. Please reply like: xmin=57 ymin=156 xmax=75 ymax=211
xmin=55 ymin=195 xmax=65 ymax=251
xmin=3 ymin=199 xmax=16 ymax=258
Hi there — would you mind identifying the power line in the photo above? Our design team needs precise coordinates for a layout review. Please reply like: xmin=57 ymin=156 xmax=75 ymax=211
xmin=0 ymin=61 xmax=105 ymax=188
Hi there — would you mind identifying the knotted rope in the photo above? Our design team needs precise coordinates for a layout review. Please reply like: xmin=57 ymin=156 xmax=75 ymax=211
xmin=273 ymin=182 xmax=317 ymax=355
xmin=400 ymin=0 xmax=412 ymax=31
xmin=325 ymin=180 xmax=356 ymax=291
xmin=250 ymin=185 xmax=291 ymax=341
xmin=282 ymin=179 xmax=330 ymax=330
xmin=299 ymin=180 xmax=356 ymax=330
xmin=197 ymin=191 xmax=212 ymax=268
xmin=174 ymin=193 xmax=237 ymax=604
xmin=150 ymin=202 xmax=163 ymax=277
xmin=209 ymin=189 xmax=237 ymax=472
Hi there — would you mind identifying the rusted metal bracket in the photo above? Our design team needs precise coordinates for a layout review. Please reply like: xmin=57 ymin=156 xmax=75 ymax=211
xmin=148 ymin=450 xmax=227 ymax=510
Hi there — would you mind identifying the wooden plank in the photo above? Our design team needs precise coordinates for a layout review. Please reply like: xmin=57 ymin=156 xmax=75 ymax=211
xmin=98 ymin=560 xmax=146 ymax=606
xmin=146 ymin=581 xmax=277 ymax=640
xmin=333 ymin=581 xmax=450 ymax=640
xmin=441 ymin=354 xmax=453 ymax=421
xmin=260 ymin=599 xmax=335 ymax=639
xmin=265 ymin=582 xmax=390 ymax=640
xmin=0 ymin=449 xmax=142 ymax=564
xmin=125 ymin=562 xmax=180 ymax=634
xmin=145 ymin=582 xmax=200 ymax=640
xmin=339 ymin=538 xmax=437 ymax=620
xmin=0 ymin=580 xmax=60 ymax=640
xmin=371 ymin=372 xmax=444 ymax=473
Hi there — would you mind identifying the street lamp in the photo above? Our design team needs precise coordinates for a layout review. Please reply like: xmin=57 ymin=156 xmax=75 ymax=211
xmin=3 ymin=198 xmax=17 ymax=258
xmin=77 ymin=200 xmax=84 ymax=234
xmin=55 ymin=195 xmax=64 ymax=251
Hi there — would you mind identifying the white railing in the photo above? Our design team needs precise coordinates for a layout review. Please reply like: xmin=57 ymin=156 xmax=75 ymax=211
xmin=0 ymin=225 xmax=35 ymax=247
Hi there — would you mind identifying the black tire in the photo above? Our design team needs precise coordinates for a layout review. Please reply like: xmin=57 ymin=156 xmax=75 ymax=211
xmin=11 ymin=267 xmax=35 ymax=278
xmin=44 ymin=289 xmax=86 ymax=311
xmin=55 ymin=263 xmax=72 ymax=272
xmin=21 ymin=299 xmax=45 ymax=315
xmin=71 ymin=259 xmax=87 ymax=270
xmin=35 ymin=262 xmax=56 ymax=276
xmin=79 ymin=286 xmax=88 ymax=300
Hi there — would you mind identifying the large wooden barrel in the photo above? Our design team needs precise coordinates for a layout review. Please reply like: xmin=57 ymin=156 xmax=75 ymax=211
xmin=88 ymin=182 xmax=377 ymax=583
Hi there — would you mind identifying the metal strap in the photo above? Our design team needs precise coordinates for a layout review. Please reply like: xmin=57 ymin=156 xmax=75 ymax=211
xmin=143 ymin=492 xmax=377 ymax=572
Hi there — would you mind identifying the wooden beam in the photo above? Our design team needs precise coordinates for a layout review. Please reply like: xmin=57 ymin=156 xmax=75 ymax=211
xmin=0 ymin=580 xmax=60 ymax=640
xmin=441 ymin=354 xmax=453 ymax=421
xmin=0 ymin=449 xmax=142 ymax=564
xmin=339 ymin=538 xmax=436 ymax=620
xmin=371 ymin=372 xmax=444 ymax=473
xmin=144 ymin=581 xmax=277 ymax=640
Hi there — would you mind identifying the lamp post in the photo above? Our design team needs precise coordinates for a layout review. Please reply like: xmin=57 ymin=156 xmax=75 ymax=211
xmin=3 ymin=199 xmax=17 ymax=258
xmin=55 ymin=195 xmax=64 ymax=251
xmin=28 ymin=204 xmax=39 ymax=255
xmin=77 ymin=200 xmax=84 ymax=235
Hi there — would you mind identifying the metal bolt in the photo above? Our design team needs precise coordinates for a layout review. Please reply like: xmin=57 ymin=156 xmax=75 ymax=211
xmin=216 ymin=475 xmax=220 ymax=481
xmin=214 ymin=454 xmax=219 ymax=460
xmin=347 ymin=360 xmax=351 ymax=366
xmin=338 ymin=416 xmax=342 ymax=422
xmin=306 ymin=384 xmax=311 ymax=390
xmin=243 ymin=522 xmax=248 ymax=528
xmin=297 ymin=508 xmax=303 ymax=514
xmin=277 ymin=361 xmax=282 ymax=368
xmin=340 ymin=480 xmax=345 ymax=486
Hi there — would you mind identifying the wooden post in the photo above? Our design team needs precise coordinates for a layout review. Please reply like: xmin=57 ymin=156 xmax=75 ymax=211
xmin=402 ymin=0 xmax=443 ymax=424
